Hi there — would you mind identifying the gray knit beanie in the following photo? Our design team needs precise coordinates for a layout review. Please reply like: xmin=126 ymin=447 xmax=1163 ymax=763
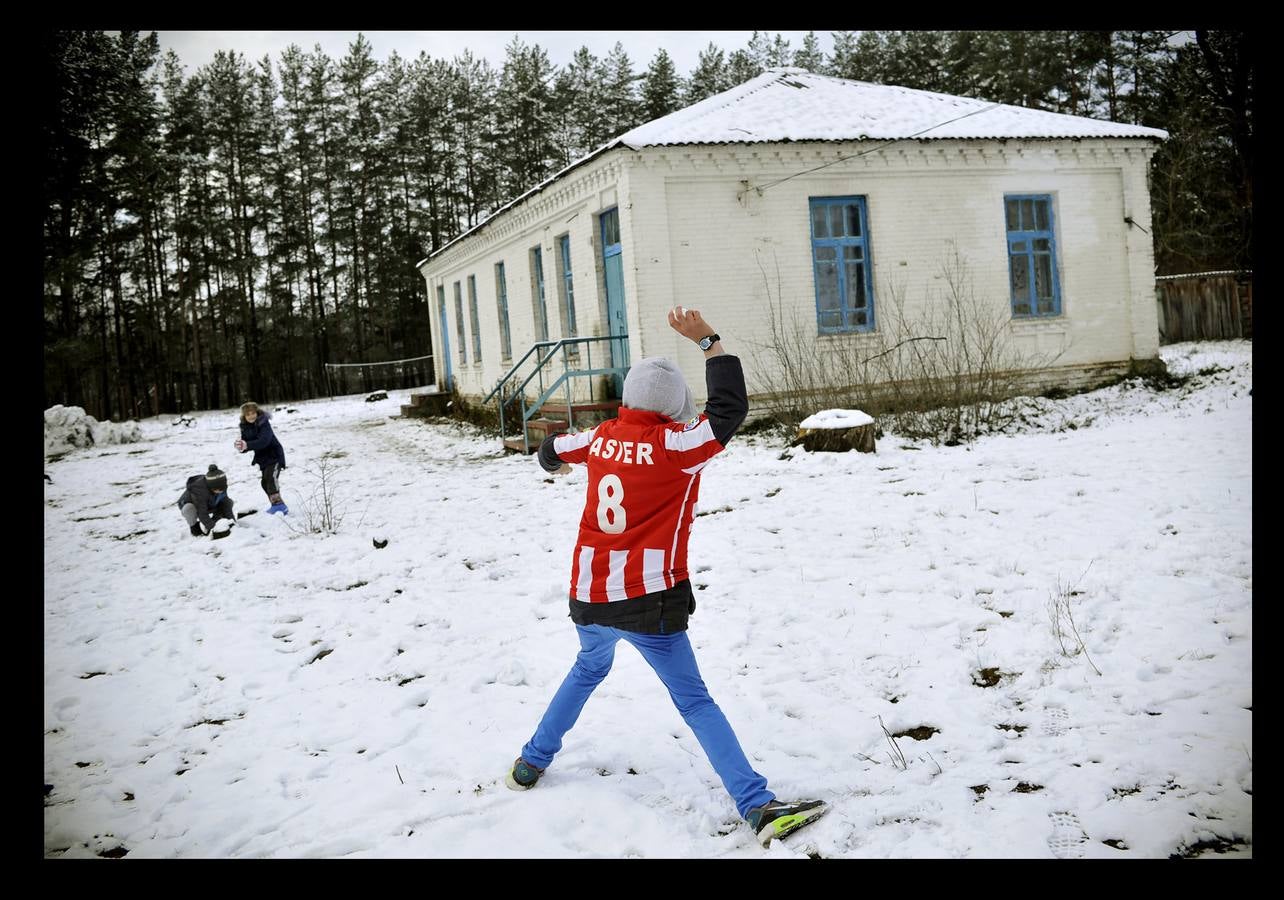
xmin=622 ymin=357 xmax=697 ymax=423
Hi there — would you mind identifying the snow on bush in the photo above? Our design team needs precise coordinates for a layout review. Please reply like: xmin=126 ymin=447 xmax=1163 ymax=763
xmin=44 ymin=405 xmax=143 ymax=456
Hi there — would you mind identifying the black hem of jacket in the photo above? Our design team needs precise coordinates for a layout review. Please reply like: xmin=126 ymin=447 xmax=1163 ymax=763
xmin=568 ymin=580 xmax=696 ymax=635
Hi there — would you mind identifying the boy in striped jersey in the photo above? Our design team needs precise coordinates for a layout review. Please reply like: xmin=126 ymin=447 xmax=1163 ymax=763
xmin=506 ymin=307 xmax=827 ymax=847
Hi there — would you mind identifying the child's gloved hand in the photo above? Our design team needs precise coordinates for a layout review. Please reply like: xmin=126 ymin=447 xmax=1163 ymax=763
xmin=554 ymin=463 xmax=573 ymax=476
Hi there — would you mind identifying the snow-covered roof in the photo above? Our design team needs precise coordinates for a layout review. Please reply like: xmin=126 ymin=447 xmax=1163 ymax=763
xmin=618 ymin=68 xmax=1168 ymax=146
xmin=422 ymin=68 xmax=1166 ymax=265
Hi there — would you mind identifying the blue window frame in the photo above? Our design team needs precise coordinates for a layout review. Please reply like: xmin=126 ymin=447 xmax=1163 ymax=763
xmin=1004 ymin=194 xmax=1062 ymax=317
xmin=809 ymin=196 xmax=874 ymax=333
xmin=467 ymin=275 xmax=482 ymax=364
xmin=557 ymin=234 xmax=578 ymax=337
xmin=531 ymin=246 xmax=549 ymax=342
xmin=453 ymin=281 xmax=467 ymax=365
xmin=495 ymin=262 xmax=512 ymax=361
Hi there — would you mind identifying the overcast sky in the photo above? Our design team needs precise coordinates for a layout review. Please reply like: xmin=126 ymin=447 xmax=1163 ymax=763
xmin=154 ymin=31 xmax=834 ymax=77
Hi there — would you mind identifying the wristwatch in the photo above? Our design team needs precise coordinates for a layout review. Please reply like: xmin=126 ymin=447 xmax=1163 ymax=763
xmin=697 ymin=333 xmax=721 ymax=351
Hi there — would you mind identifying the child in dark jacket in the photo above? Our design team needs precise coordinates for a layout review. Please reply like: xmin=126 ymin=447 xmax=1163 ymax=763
xmin=178 ymin=464 xmax=234 ymax=536
xmin=234 ymin=401 xmax=288 ymax=514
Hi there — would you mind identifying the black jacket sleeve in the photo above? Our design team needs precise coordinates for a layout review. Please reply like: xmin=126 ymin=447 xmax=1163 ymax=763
xmin=537 ymin=434 xmax=565 ymax=473
xmin=703 ymin=355 xmax=749 ymax=446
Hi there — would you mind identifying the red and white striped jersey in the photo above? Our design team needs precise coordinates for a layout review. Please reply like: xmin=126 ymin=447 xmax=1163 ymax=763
xmin=552 ymin=406 xmax=726 ymax=602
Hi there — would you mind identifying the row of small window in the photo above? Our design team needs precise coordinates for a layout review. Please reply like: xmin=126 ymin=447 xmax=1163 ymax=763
xmin=438 ymin=235 xmax=580 ymax=367
xmin=810 ymin=194 xmax=1062 ymax=333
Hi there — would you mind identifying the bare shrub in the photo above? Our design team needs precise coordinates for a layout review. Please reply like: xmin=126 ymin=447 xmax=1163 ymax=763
xmin=749 ymin=243 xmax=1067 ymax=444
xmin=285 ymin=454 xmax=351 ymax=535
xmin=1047 ymin=561 xmax=1102 ymax=676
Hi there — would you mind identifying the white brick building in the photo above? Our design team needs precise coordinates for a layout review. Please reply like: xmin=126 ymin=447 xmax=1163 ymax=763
xmin=417 ymin=68 xmax=1167 ymax=419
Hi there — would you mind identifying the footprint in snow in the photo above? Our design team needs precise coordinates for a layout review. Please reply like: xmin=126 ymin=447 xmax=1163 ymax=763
xmin=1047 ymin=811 xmax=1088 ymax=859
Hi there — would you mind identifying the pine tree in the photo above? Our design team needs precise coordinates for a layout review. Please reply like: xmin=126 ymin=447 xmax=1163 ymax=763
xmin=495 ymin=37 xmax=558 ymax=196
xmin=686 ymin=43 xmax=729 ymax=103
xmin=338 ymin=34 xmax=381 ymax=376
xmin=254 ymin=54 xmax=299 ymax=396
xmin=827 ymin=31 xmax=859 ymax=79
xmin=768 ymin=34 xmax=793 ymax=68
xmin=159 ymin=49 xmax=207 ymax=409
xmin=895 ymin=32 xmax=951 ymax=92
xmin=747 ymin=31 xmax=773 ymax=70
xmin=1193 ymin=30 xmax=1252 ymax=270
xmin=1102 ymin=31 xmax=1173 ymax=125
xmin=563 ymin=46 xmax=610 ymax=153
xmin=974 ymin=32 xmax=1060 ymax=109
xmin=104 ymin=31 xmax=167 ymax=418
xmin=727 ymin=48 xmax=761 ymax=86
xmin=851 ymin=31 xmax=890 ymax=83
xmin=451 ymin=50 xmax=500 ymax=229
xmin=307 ymin=45 xmax=348 ymax=361
xmin=409 ymin=54 xmax=457 ymax=250
xmin=641 ymin=48 xmax=682 ymax=123
xmin=279 ymin=44 xmax=330 ymax=387
xmin=601 ymin=42 xmax=641 ymax=138
xmin=942 ymin=31 xmax=987 ymax=97
xmin=380 ymin=50 xmax=433 ymax=379
xmin=794 ymin=32 xmax=825 ymax=73
xmin=1044 ymin=31 xmax=1110 ymax=116
xmin=205 ymin=48 xmax=263 ymax=401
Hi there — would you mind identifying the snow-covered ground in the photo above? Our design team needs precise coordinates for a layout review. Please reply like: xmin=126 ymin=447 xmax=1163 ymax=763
xmin=43 ymin=341 xmax=1252 ymax=858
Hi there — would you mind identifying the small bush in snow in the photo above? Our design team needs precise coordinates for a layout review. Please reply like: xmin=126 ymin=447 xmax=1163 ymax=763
xmin=286 ymin=455 xmax=351 ymax=535
xmin=1047 ymin=565 xmax=1102 ymax=677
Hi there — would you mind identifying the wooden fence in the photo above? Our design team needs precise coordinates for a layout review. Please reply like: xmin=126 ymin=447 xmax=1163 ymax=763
xmin=1155 ymin=270 xmax=1253 ymax=344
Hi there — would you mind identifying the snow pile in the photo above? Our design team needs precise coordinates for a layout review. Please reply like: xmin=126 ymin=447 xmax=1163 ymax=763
xmin=44 ymin=405 xmax=143 ymax=456
xmin=798 ymin=409 xmax=875 ymax=430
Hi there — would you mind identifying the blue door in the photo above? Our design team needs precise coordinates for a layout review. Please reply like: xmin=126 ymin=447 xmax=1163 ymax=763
xmin=437 ymin=285 xmax=452 ymax=390
xmin=601 ymin=208 xmax=629 ymax=393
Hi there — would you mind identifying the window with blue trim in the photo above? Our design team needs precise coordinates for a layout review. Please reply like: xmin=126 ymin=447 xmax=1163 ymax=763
xmin=557 ymin=234 xmax=579 ymax=357
xmin=467 ymin=275 xmax=482 ymax=364
xmin=809 ymin=197 xmax=874 ymax=333
xmin=1005 ymin=195 xmax=1061 ymax=317
xmin=531 ymin=246 xmax=549 ymax=342
xmin=453 ymin=281 xmax=467 ymax=365
xmin=495 ymin=262 xmax=512 ymax=361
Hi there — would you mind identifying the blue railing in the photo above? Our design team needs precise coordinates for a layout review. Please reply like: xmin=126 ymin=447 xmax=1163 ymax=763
xmin=482 ymin=334 xmax=629 ymax=453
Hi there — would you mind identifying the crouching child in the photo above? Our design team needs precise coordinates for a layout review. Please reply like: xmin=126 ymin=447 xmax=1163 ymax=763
xmin=178 ymin=464 xmax=234 ymax=537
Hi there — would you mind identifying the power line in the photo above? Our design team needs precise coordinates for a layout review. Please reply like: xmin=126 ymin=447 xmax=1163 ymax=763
xmin=741 ymin=101 xmax=1005 ymax=200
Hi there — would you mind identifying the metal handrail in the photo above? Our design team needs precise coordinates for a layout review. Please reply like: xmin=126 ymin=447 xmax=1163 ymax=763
xmin=482 ymin=339 xmax=562 ymax=405
xmin=486 ymin=334 xmax=629 ymax=453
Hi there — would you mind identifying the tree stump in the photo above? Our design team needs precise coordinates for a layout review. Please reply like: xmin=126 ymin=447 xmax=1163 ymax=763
xmin=793 ymin=409 xmax=877 ymax=453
